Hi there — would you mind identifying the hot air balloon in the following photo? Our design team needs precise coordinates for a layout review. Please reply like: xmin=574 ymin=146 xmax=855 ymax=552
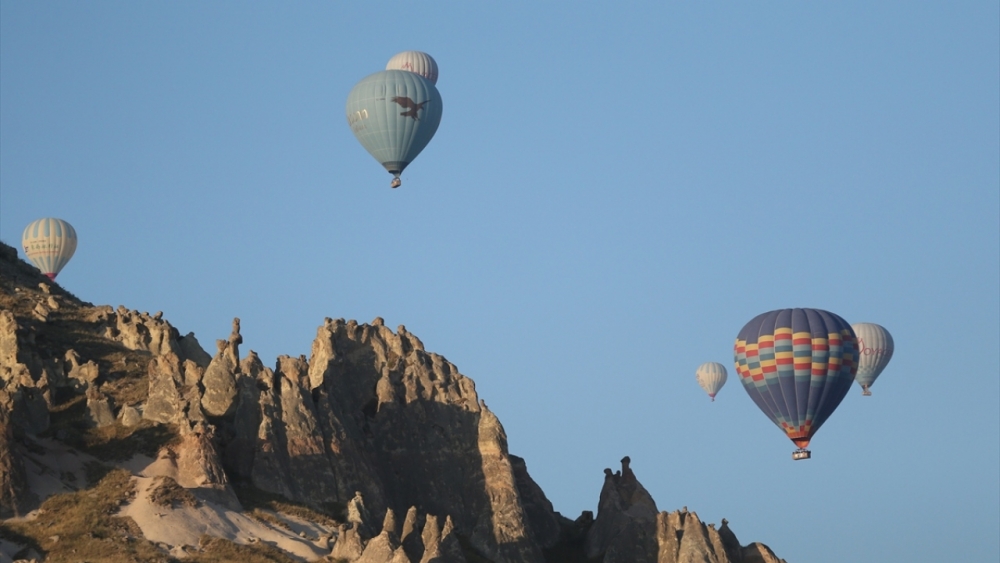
xmin=21 ymin=218 xmax=77 ymax=280
xmin=346 ymin=69 xmax=442 ymax=188
xmin=386 ymin=51 xmax=438 ymax=85
xmin=852 ymin=322 xmax=894 ymax=396
xmin=734 ymin=308 xmax=858 ymax=460
xmin=696 ymin=362 xmax=728 ymax=401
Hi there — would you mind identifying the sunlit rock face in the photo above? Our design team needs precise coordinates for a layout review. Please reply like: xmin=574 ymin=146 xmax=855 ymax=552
xmin=0 ymin=240 xmax=787 ymax=563
xmin=218 ymin=316 xmax=548 ymax=562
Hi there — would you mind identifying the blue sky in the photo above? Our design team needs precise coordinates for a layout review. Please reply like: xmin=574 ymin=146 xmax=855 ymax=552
xmin=1 ymin=3 xmax=997 ymax=562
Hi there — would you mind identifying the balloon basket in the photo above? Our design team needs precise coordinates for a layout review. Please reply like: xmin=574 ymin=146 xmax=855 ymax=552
xmin=390 ymin=177 xmax=402 ymax=188
xmin=862 ymin=385 xmax=872 ymax=396
xmin=792 ymin=449 xmax=811 ymax=461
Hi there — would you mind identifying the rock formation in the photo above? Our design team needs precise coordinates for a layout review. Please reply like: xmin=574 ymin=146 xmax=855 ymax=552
xmin=329 ymin=501 xmax=470 ymax=563
xmin=586 ymin=456 xmax=660 ymax=562
xmin=579 ymin=457 xmax=788 ymax=563
xmin=0 ymin=390 xmax=33 ymax=517
xmin=0 ymin=240 xmax=787 ymax=562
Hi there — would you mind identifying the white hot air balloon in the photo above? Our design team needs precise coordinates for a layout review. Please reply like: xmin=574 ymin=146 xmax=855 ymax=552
xmin=852 ymin=322 xmax=894 ymax=396
xmin=696 ymin=362 xmax=728 ymax=401
xmin=22 ymin=217 xmax=78 ymax=280
xmin=386 ymin=51 xmax=439 ymax=85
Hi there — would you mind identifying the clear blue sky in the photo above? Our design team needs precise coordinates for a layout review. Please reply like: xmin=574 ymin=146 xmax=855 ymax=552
xmin=2 ymin=3 xmax=997 ymax=562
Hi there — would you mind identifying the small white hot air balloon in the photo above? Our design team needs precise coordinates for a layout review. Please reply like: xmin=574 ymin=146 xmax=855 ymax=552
xmin=851 ymin=322 xmax=894 ymax=396
xmin=22 ymin=218 xmax=77 ymax=280
xmin=696 ymin=362 xmax=728 ymax=401
xmin=386 ymin=51 xmax=438 ymax=85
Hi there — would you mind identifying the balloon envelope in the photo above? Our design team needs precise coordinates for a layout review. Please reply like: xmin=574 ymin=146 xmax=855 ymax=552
xmin=734 ymin=308 xmax=858 ymax=451
xmin=386 ymin=51 xmax=439 ymax=85
xmin=22 ymin=218 xmax=77 ymax=280
xmin=346 ymin=70 xmax=442 ymax=186
xmin=695 ymin=362 xmax=728 ymax=401
xmin=852 ymin=322 xmax=894 ymax=395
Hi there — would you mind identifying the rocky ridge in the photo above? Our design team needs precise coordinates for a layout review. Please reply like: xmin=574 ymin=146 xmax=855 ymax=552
xmin=0 ymin=240 xmax=786 ymax=562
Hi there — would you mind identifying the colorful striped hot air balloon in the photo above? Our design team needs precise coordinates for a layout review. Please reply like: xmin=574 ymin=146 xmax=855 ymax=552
xmin=386 ymin=51 xmax=439 ymax=85
xmin=346 ymin=69 xmax=443 ymax=188
xmin=852 ymin=322 xmax=894 ymax=396
xmin=695 ymin=362 xmax=728 ymax=401
xmin=21 ymin=218 xmax=77 ymax=280
xmin=734 ymin=308 xmax=859 ymax=460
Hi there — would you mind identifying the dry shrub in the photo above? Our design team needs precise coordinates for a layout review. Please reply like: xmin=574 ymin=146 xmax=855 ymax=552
xmin=248 ymin=508 xmax=291 ymax=530
xmin=186 ymin=535 xmax=301 ymax=563
xmin=232 ymin=481 xmax=343 ymax=528
xmin=148 ymin=476 xmax=200 ymax=509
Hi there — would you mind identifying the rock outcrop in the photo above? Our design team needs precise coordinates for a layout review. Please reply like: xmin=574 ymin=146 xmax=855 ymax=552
xmin=581 ymin=457 xmax=788 ymax=563
xmin=200 ymin=318 xmax=241 ymax=418
xmin=586 ymin=456 xmax=660 ymax=563
xmin=143 ymin=352 xmax=205 ymax=425
xmin=0 ymin=308 xmax=51 ymax=432
xmin=329 ymin=501 xmax=469 ymax=563
xmin=0 ymin=390 xmax=33 ymax=517
xmin=0 ymin=240 xmax=787 ymax=563
xmin=65 ymin=349 xmax=99 ymax=388
xmin=511 ymin=454 xmax=562 ymax=549
xmin=214 ymin=317 xmax=551 ymax=562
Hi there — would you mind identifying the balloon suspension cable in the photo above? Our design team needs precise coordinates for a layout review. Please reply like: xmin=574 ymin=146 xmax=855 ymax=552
xmin=862 ymin=384 xmax=872 ymax=396
xmin=390 ymin=175 xmax=402 ymax=189
xmin=792 ymin=449 xmax=811 ymax=461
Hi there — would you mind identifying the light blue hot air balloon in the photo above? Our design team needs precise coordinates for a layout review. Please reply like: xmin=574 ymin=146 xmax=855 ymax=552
xmin=22 ymin=218 xmax=77 ymax=280
xmin=346 ymin=69 xmax=443 ymax=188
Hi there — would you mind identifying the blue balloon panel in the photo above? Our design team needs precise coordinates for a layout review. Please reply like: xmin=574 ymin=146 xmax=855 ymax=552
xmin=346 ymin=70 xmax=442 ymax=181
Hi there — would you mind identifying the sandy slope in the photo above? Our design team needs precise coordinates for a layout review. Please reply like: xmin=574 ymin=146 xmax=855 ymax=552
xmin=14 ymin=437 xmax=334 ymax=562
xmin=121 ymin=476 xmax=331 ymax=561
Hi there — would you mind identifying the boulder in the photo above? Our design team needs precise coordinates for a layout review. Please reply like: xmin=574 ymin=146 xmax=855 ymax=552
xmin=65 ymin=349 xmax=100 ymax=388
xmin=119 ymin=404 xmax=142 ymax=427
xmin=85 ymin=386 xmax=116 ymax=428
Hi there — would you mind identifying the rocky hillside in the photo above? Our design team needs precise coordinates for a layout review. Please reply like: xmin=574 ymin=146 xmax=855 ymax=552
xmin=0 ymin=240 xmax=786 ymax=563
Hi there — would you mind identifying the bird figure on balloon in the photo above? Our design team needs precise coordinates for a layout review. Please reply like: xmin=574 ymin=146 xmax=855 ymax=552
xmin=392 ymin=96 xmax=429 ymax=120
xmin=346 ymin=51 xmax=442 ymax=189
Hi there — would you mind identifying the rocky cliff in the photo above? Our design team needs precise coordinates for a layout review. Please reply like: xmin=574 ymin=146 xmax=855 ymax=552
xmin=0 ymin=240 xmax=785 ymax=563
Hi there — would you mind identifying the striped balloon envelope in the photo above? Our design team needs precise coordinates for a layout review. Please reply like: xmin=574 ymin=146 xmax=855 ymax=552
xmin=346 ymin=70 xmax=443 ymax=188
xmin=851 ymin=322 xmax=894 ymax=396
xmin=695 ymin=362 xmax=728 ymax=401
xmin=386 ymin=51 xmax=439 ymax=85
xmin=21 ymin=217 xmax=78 ymax=280
xmin=734 ymin=308 xmax=858 ymax=459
